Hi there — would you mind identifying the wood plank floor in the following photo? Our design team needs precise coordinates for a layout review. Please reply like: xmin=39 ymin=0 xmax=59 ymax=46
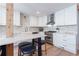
xmin=42 ymin=44 xmax=79 ymax=56
xmin=14 ymin=43 xmax=79 ymax=56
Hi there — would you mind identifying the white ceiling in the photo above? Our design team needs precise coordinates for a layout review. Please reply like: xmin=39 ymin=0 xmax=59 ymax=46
xmin=0 ymin=3 xmax=75 ymax=16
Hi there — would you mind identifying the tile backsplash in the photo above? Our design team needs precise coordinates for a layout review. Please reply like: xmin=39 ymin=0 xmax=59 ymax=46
xmin=56 ymin=25 xmax=77 ymax=34
xmin=0 ymin=26 xmax=6 ymax=34
xmin=0 ymin=25 xmax=77 ymax=34
xmin=0 ymin=25 xmax=39 ymax=34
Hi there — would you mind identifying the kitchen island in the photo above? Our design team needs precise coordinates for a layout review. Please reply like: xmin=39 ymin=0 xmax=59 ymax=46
xmin=0 ymin=32 xmax=47 ymax=56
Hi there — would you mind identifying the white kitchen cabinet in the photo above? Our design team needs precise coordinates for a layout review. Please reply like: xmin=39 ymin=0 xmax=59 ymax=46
xmin=29 ymin=16 xmax=47 ymax=27
xmin=54 ymin=4 xmax=77 ymax=26
xmin=13 ymin=11 xmax=20 ymax=26
xmin=65 ymin=5 xmax=77 ymax=25
xmin=54 ymin=9 xmax=65 ymax=26
xmin=38 ymin=16 xmax=47 ymax=26
xmin=53 ymin=33 xmax=77 ymax=54
xmin=53 ymin=34 xmax=59 ymax=47
xmin=53 ymin=33 xmax=64 ymax=48
xmin=64 ymin=34 xmax=76 ymax=54
xmin=29 ymin=16 xmax=38 ymax=26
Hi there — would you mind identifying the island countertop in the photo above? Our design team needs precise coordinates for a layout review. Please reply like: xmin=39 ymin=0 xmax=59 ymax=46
xmin=0 ymin=32 xmax=47 ymax=46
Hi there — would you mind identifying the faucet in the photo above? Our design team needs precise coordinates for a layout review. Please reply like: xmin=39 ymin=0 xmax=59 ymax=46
xmin=25 ymin=26 xmax=27 ymax=32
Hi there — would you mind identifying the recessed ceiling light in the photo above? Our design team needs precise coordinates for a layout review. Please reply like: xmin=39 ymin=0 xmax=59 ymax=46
xmin=36 ymin=11 xmax=40 ymax=14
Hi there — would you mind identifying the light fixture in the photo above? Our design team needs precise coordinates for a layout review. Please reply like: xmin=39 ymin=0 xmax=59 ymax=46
xmin=36 ymin=11 xmax=40 ymax=14
xmin=48 ymin=25 xmax=52 ymax=27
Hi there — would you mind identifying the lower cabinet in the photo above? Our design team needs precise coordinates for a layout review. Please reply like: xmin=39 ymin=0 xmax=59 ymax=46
xmin=64 ymin=43 xmax=76 ymax=54
xmin=64 ymin=35 xmax=76 ymax=54
xmin=53 ymin=33 xmax=77 ymax=54
xmin=53 ymin=33 xmax=64 ymax=48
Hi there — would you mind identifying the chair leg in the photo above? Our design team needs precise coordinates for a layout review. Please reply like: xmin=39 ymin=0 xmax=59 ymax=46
xmin=18 ymin=48 xmax=21 ymax=56
xmin=45 ymin=42 xmax=47 ymax=55
xmin=45 ymin=38 xmax=47 ymax=55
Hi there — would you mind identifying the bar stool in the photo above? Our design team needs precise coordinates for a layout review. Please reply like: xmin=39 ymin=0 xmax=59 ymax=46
xmin=34 ymin=39 xmax=47 ymax=55
xmin=18 ymin=42 xmax=36 ymax=56
xmin=32 ymin=32 xmax=47 ymax=55
xmin=0 ymin=47 xmax=2 ymax=56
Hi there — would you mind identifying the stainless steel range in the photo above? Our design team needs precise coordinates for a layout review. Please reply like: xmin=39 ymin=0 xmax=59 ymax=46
xmin=45 ymin=31 xmax=56 ymax=45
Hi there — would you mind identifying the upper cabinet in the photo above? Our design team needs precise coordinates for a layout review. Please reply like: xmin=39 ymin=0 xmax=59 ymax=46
xmin=13 ymin=11 xmax=20 ymax=26
xmin=29 ymin=16 xmax=47 ymax=27
xmin=38 ymin=16 xmax=47 ymax=26
xmin=29 ymin=16 xmax=38 ymax=26
xmin=65 ymin=5 xmax=77 ymax=25
xmin=54 ymin=4 xmax=77 ymax=26
xmin=54 ymin=9 xmax=65 ymax=26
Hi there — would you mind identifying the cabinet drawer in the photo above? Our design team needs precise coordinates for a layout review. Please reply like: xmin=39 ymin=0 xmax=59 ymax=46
xmin=63 ymin=34 xmax=76 ymax=42
xmin=64 ymin=43 xmax=76 ymax=54
xmin=64 ymin=36 xmax=76 ymax=44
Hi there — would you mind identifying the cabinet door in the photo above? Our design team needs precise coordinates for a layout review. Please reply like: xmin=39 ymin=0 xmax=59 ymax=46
xmin=53 ymin=33 xmax=59 ymax=47
xmin=65 ymin=5 xmax=77 ymax=25
xmin=53 ymin=33 xmax=64 ymax=48
xmin=38 ymin=16 xmax=47 ymax=26
xmin=42 ymin=16 xmax=47 ymax=25
xmin=13 ymin=11 xmax=20 ymax=26
xmin=64 ymin=35 xmax=76 ymax=54
xmin=38 ymin=17 xmax=42 ymax=26
xmin=54 ymin=9 xmax=65 ymax=26
xmin=29 ymin=16 xmax=37 ymax=26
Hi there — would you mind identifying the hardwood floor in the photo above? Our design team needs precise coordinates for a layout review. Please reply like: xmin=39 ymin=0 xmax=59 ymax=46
xmin=42 ymin=44 xmax=78 ymax=56
xmin=14 ymin=43 xmax=79 ymax=56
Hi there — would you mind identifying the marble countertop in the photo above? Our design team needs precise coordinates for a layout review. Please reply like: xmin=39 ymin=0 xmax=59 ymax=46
xmin=54 ymin=31 xmax=77 ymax=36
xmin=0 ymin=32 xmax=46 ymax=46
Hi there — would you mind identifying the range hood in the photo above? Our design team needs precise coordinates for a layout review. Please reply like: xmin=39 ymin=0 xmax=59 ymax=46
xmin=28 ymin=25 xmax=49 ymax=28
xmin=47 ymin=14 xmax=55 ymax=25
